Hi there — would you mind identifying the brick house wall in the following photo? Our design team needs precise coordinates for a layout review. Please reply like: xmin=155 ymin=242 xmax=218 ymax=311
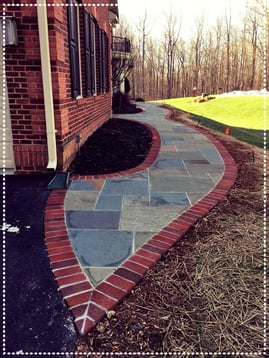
xmin=4 ymin=0 xmax=114 ymax=173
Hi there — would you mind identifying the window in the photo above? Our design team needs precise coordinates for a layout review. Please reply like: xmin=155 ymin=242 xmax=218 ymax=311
xmin=67 ymin=2 xmax=109 ymax=97
xmin=99 ymin=27 xmax=105 ymax=93
xmin=84 ymin=10 xmax=96 ymax=96
xmin=97 ymin=27 xmax=110 ymax=94
xmin=67 ymin=0 xmax=82 ymax=99
xmin=104 ymin=33 xmax=110 ymax=93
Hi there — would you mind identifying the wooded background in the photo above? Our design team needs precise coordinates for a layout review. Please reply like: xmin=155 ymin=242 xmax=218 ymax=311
xmin=115 ymin=0 xmax=268 ymax=100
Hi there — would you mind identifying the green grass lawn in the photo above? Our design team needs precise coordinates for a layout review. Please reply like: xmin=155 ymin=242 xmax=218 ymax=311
xmin=155 ymin=95 xmax=268 ymax=148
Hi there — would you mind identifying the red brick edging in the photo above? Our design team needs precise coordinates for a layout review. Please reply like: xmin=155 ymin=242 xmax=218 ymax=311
xmin=44 ymin=114 xmax=237 ymax=336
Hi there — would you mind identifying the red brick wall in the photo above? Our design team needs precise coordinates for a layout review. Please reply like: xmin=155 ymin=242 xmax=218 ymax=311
xmin=5 ymin=0 xmax=113 ymax=173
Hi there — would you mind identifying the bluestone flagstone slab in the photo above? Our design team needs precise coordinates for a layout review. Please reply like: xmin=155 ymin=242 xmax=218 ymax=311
xmin=64 ymin=191 xmax=99 ymax=210
xmin=150 ymin=173 xmax=215 ymax=192
xmin=120 ymin=205 xmax=187 ymax=231
xmin=66 ymin=210 xmax=120 ymax=229
xmin=201 ymin=148 xmax=224 ymax=164
xmin=162 ymin=136 xmax=184 ymax=144
xmin=153 ymin=158 xmax=185 ymax=169
xmin=95 ymin=195 xmax=123 ymax=210
xmin=68 ymin=230 xmax=133 ymax=267
xmin=150 ymin=191 xmax=190 ymax=206
xmin=102 ymin=179 xmax=149 ymax=195
xmin=172 ymin=127 xmax=194 ymax=133
xmin=123 ymin=195 xmax=150 ymax=206
xmin=176 ymin=151 xmax=208 ymax=160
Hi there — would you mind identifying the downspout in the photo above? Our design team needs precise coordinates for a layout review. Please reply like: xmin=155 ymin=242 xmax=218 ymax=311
xmin=37 ymin=1 xmax=57 ymax=170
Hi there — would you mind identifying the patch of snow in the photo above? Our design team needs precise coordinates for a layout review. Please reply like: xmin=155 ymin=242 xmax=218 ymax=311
xmin=1 ymin=223 xmax=31 ymax=234
xmin=220 ymin=89 xmax=269 ymax=96
xmin=8 ymin=226 xmax=20 ymax=233
xmin=1 ymin=223 xmax=20 ymax=234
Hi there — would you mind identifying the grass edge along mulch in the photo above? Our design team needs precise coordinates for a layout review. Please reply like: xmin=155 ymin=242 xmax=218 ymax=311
xmin=76 ymin=110 xmax=268 ymax=356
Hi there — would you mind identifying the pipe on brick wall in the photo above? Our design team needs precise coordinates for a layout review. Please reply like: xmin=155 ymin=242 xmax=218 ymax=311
xmin=37 ymin=1 xmax=57 ymax=170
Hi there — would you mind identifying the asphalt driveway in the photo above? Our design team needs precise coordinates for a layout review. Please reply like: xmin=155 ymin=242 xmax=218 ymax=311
xmin=3 ymin=174 xmax=77 ymax=356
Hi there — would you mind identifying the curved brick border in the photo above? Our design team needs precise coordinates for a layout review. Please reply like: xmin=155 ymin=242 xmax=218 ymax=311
xmin=44 ymin=113 xmax=237 ymax=336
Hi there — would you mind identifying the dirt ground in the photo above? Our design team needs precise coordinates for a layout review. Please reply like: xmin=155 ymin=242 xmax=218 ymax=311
xmin=74 ymin=109 xmax=268 ymax=356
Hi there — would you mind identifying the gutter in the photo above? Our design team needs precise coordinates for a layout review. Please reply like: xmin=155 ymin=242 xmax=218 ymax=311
xmin=37 ymin=1 xmax=57 ymax=170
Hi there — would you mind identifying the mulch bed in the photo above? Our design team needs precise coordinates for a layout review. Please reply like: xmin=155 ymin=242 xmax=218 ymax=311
xmin=69 ymin=118 xmax=152 ymax=175
xmin=74 ymin=109 xmax=267 ymax=355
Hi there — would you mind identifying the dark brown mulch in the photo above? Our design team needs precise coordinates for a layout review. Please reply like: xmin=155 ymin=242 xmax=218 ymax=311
xmin=69 ymin=118 xmax=152 ymax=175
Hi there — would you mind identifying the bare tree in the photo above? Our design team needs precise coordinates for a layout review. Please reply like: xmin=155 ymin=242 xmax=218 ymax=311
xmin=224 ymin=2 xmax=232 ymax=92
xmin=190 ymin=15 xmax=205 ymax=95
xmin=247 ymin=0 xmax=268 ymax=89
xmin=135 ymin=11 xmax=151 ymax=99
xmin=115 ymin=0 xmax=266 ymax=100
xmin=248 ymin=11 xmax=259 ymax=88
xmin=162 ymin=11 xmax=181 ymax=98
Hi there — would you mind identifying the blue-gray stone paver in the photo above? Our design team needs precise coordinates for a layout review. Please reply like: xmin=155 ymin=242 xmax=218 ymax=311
xmin=64 ymin=191 xmax=99 ymax=210
xmin=172 ymin=127 xmax=194 ymax=133
xmin=68 ymin=230 xmax=133 ymax=267
xmin=102 ymin=179 xmax=149 ymax=195
xmin=66 ymin=210 xmax=120 ymax=229
xmin=150 ymin=192 xmax=190 ymax=206
xmin=153 ymin=158 xmax=185 ymax=169
xmin=161 ymin=136 xmax=184 ymax=144
xmin=201 ymin=148 xmax=224 ymax=165
xmin=95 ymin=194 xmax=123 ymax=210
xmin=184 ymin=159 xmax=210 ymax=164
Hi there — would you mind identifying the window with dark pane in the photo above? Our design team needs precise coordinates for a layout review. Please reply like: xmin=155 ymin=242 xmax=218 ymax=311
xmin=99 ymin=27 xmax=105 ymax=93
xmin=104 ymin=33 xmax=110 ymax=93
xmin=84 ymin=9 xmax=96 ymax=96
xmin=67 ymin=0 xmax=82 ymax=98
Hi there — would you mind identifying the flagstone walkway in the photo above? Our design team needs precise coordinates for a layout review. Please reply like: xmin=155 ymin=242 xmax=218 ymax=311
xmin=44 ymin=102 xmax=237 ymax=336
